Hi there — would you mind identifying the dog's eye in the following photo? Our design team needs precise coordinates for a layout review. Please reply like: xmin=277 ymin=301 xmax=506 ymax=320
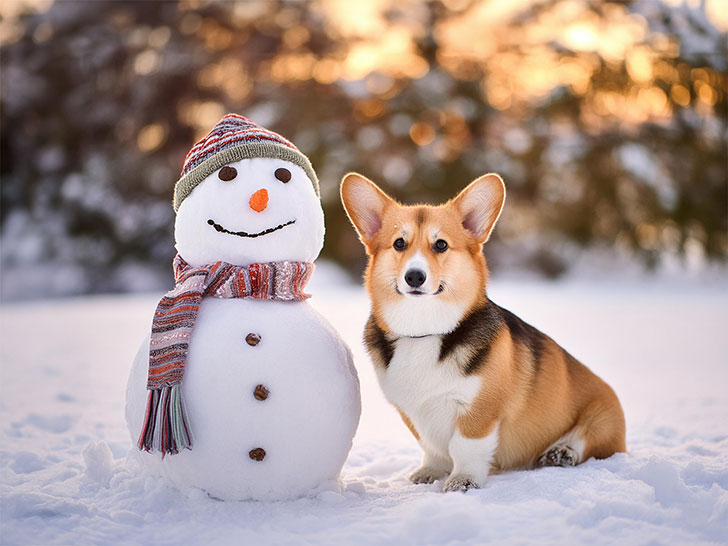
xmin=433 ymin=239 xmax=448 ymax=253
xmin=393 ymin=238 xmax=406 ymax=251
xmin=218 ymin=166 xmax=237 ymax=181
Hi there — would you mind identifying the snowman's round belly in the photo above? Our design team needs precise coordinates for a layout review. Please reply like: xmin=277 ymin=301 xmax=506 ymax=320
xmin=126 ymin=298 xmax=360 ymax=500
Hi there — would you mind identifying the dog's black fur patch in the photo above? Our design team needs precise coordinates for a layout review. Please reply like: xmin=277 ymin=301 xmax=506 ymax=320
xmin=364 ymin=315 xmax=395 ymax=368
xmin=462 ymin=344 xmax=493 ymax=375
xmin=439 ymin=302 xmax=503 ymax=375
xmin=496 ymin=305 xmax=545 ymax=372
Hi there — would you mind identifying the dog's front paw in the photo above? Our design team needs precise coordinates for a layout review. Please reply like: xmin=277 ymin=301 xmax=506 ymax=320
xmin=443 ymin=474 xmax=480 ymax=492
xmin=409 ymin=466 xmax=448 ymax=484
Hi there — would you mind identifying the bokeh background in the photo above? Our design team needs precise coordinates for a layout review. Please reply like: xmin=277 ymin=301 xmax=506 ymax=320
xmin=1 ymin=0 xmax=726 ymax=300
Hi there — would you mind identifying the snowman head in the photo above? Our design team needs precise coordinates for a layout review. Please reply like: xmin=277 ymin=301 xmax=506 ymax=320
xmin=172 ymin=115 xmax=324 ymax=266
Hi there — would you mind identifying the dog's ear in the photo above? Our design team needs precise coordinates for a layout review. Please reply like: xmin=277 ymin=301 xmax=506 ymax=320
xmin=340 ymin=172 xmax=394 ymax=246
xmin=452 ymin=173 xmax=506 ymax=244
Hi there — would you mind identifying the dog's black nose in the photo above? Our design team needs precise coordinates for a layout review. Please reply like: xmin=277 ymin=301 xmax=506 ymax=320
xmin=405 ymin=269 xmax=426 ymax=288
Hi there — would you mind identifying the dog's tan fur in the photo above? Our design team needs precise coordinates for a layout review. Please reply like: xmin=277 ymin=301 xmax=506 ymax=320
xmin=341 ymin=172 xmax=626 ymax=490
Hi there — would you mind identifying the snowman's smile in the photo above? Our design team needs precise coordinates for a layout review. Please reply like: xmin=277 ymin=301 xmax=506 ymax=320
xmin=207 ymin=218 xmax=296 ymax=238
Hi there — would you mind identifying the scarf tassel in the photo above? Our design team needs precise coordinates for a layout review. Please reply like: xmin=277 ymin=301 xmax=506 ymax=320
xmin=137 ymin=385 xmax=193 ymax=457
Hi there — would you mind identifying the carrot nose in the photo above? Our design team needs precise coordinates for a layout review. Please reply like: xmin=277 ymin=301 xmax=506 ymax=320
xmin=249 ymin=188 xmax=268 ymax=212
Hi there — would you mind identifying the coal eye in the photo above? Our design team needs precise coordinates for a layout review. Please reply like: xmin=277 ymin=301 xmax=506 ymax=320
xmin=434 ymin=239 xmax=448 ymax=253
xmin=393 ymin=238 xmax=406 ymax=251
xmin=275 ymin=168 xmax=291 ymax=183
xmin=218 ymin=166 xmax=237 ymax=181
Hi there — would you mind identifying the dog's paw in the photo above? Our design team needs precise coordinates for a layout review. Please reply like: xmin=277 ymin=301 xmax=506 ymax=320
xmin=409 ymin=466 xmax=448 ymax=484
xmin=537 ymin=445 xmax=578 ymax=468
xmin=443 ymin=474 xmax=479 ymax=492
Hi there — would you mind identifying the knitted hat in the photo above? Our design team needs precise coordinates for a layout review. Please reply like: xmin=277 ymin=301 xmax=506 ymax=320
xmin=173 ymin=113 xmax=320 ymax=211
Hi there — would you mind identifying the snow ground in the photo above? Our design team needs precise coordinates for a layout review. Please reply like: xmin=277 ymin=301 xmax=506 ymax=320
xmin=1 ymin=273 xmax=727 ymax=545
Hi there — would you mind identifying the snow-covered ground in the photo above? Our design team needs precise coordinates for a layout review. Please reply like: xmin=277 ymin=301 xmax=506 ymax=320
xmin=1 ymin=272 xmax=727 ymax=545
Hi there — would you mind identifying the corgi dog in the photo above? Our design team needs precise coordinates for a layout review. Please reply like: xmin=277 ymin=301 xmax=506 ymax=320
xmin=340 ymin=172 xmax=626 ymax=492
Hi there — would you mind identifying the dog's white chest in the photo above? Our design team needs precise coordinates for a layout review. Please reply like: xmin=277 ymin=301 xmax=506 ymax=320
xmin=376 ymin=336 xmax=482 ymax=457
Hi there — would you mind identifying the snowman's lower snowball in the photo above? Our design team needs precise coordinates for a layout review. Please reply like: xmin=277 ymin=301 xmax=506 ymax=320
xmin=126 ymin=298 xmax=360 ymax=501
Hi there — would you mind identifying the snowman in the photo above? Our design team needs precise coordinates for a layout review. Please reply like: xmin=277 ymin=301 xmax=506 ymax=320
xmin=125 ymin=114 xmax=361 ymax=501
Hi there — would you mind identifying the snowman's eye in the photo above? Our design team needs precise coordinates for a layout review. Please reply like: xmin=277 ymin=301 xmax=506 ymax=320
xmin=275 ymin=168 xmax=291 ymax=183
xmin=218 ymin=166 xmax=237 ymax=181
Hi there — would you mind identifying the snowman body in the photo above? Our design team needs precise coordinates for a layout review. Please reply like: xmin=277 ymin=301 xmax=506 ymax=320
xmin=125 ymin=155 xmax=360 ymax=500
xmin=126 ymin=298 xmax=359 ymax=500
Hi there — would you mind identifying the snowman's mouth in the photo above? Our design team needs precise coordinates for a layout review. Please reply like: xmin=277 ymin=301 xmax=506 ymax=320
xmin=207 ymin=219 xmax=296 ymax=238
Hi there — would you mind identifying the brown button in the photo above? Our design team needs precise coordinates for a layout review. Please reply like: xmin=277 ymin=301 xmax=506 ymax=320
xmin=249 ymin=448 xmax=266 ymax=461
xmin=253 ymin=384 xmax=269 ymax=401
xmin=245 ymin=333 xmax=261 ymax=346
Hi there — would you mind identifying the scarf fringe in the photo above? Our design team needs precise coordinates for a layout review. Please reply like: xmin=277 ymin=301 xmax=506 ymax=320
xmin=137 ymin=385 xmax=193 ymax=457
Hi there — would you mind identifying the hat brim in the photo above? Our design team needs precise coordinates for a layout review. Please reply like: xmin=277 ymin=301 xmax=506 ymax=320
xmin=173 ymin=142 xmax=320 ymax=212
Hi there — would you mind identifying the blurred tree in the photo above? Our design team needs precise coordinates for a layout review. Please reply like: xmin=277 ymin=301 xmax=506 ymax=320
xmin=0 ymin=0 xmax=725 ymax=299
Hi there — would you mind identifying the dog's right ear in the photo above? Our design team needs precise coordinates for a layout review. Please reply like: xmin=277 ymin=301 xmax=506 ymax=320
xmin=340 ymin=172 xmax=393 ymax=247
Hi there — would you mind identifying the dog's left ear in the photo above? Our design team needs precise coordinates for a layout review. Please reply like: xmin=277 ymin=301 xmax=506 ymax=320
xmin=452 ymin=173 xmax=506 ymax=244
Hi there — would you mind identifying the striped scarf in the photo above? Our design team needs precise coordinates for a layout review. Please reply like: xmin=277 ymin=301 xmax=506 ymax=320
xmin=138 ymin=254 xmax=314 ymax=457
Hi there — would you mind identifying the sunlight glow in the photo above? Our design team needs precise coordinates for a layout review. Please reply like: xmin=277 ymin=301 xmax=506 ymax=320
xmin=706 ymin=0 xmax=728 ymax=30
xmin=197 ymin=59 xmax=252 ymax=102
xmin=563 ymin=22 xmax=599 ymax=51
xmin=342 ymin=28 xmax=428 ymax=80
xmin=137 ymin=123 xmax=168 ymax=153
xmin=670 ymin=85 xmax=691 ymax=107
xmin=409 ymin=122 xmax=436 ymax=146
xmin=4 ymin=0 xmax=724 ymax=131
xmin=179 ymin=101 xmax=227 ymax=140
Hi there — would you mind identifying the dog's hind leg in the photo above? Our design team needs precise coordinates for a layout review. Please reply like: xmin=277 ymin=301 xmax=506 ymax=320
xmin=579 ymin=395 xmax=627 ymax=461
xmin=537 ymin=396 xmax=626 ymax=468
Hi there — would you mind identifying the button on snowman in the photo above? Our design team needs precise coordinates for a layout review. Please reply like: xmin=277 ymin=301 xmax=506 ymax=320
xmin=125 ymin=114 xmax=361 ymax=501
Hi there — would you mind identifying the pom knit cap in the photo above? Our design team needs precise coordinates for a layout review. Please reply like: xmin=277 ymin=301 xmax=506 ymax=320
xmin=173 ymin=114 xmax=320 ymax=211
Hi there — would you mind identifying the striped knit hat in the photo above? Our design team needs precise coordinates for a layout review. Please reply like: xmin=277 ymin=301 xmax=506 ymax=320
xmin=173 ymin=113 xmax=320 ymax=211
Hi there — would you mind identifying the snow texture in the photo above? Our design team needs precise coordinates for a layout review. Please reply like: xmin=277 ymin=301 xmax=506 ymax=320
xmin=1 ymin=274 xmax=727 ymax=545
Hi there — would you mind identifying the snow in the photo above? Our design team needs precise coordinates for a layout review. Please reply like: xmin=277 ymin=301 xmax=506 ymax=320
xmin=1 ymin=275 xmax=728 ymax=545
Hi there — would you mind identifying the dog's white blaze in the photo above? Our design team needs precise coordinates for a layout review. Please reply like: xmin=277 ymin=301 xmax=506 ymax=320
xmin=401 ymin=251 xmax=430 ymax=286
xmin=376 ymin=336 xmax=482 ymax=461
xmin=448 ymin=423 xmax=500 ymax=486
